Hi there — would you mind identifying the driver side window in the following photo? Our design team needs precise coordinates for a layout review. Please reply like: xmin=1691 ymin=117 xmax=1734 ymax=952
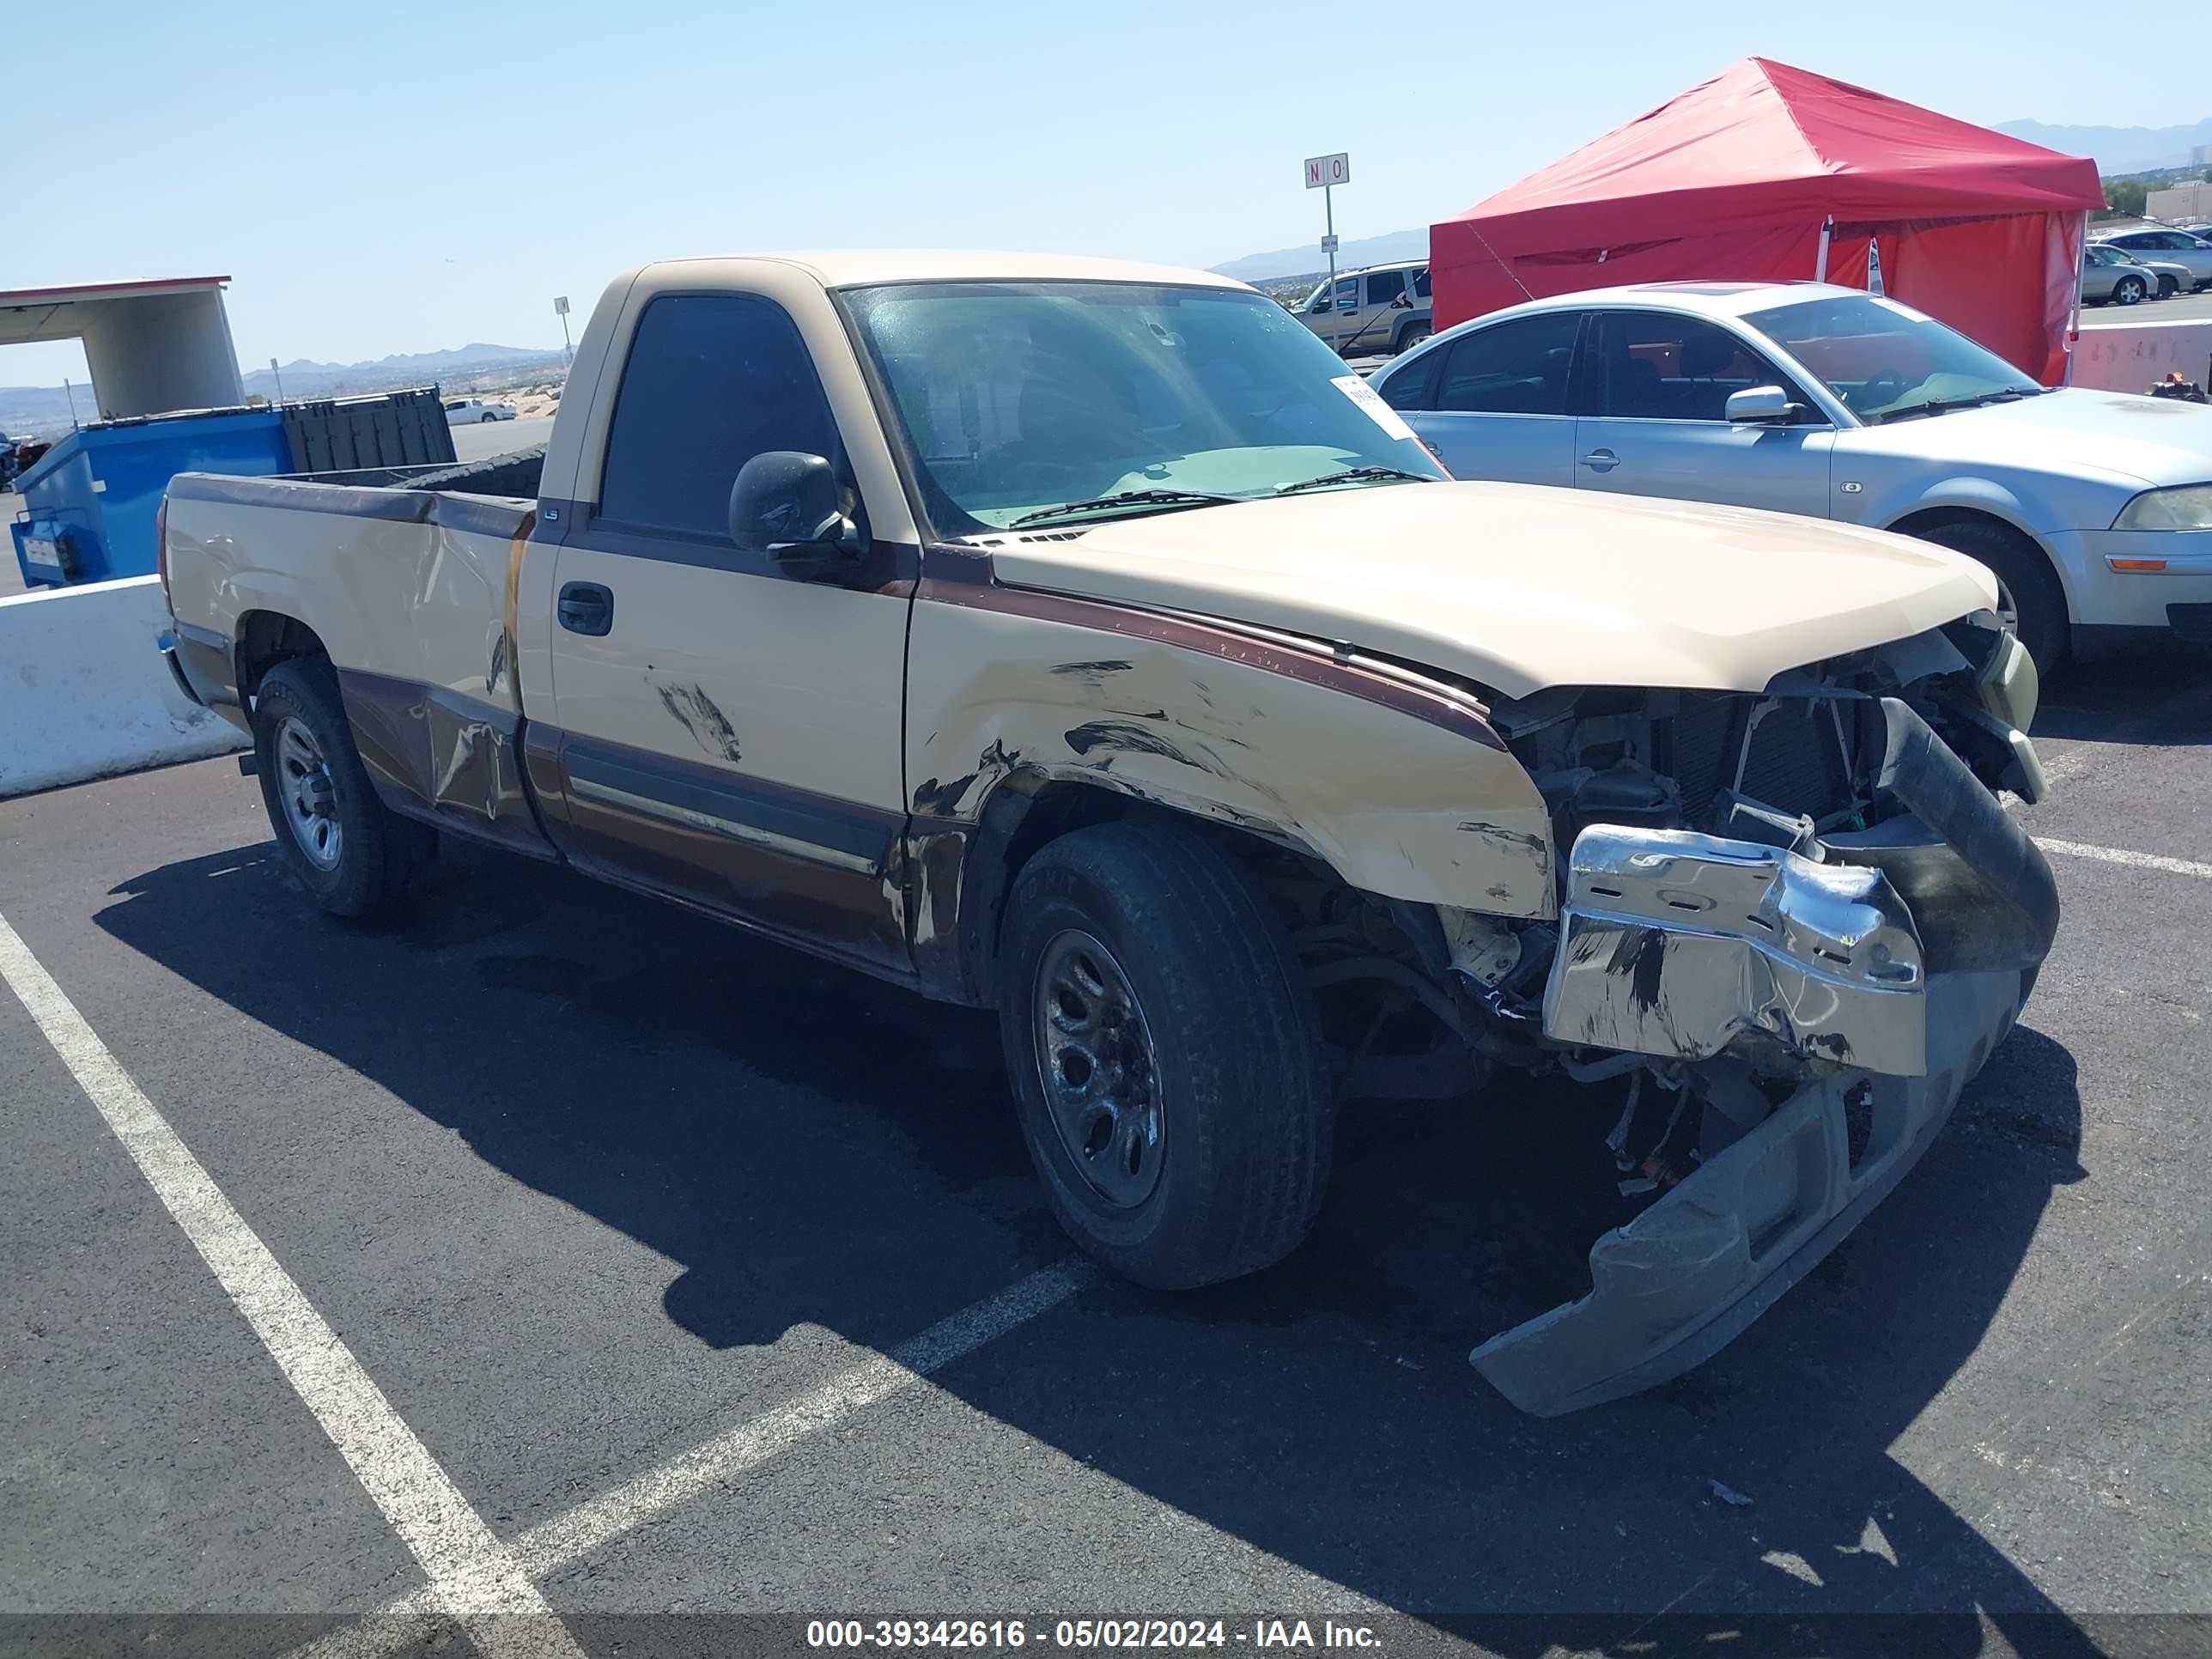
xmin=599 ymin=292 xmax=842 ymax=542
xmin=1592 ymin=313 xmax=1810 ymax=423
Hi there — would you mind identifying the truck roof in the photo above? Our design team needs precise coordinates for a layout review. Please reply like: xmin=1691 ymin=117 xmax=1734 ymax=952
xmin=633 ymin=251 xmax=1255 ymax=292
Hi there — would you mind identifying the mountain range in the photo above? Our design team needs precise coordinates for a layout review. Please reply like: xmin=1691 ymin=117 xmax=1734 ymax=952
xmin=1993 ymin=117 xmax=2212 ymax=174
xmin=0 ymin=343 xmax=568 ymax=434
xmin=240 ymin=343 xmax=566 ymax=398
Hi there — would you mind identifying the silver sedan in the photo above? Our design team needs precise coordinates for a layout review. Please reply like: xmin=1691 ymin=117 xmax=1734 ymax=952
xmin=1369 ymin=282 xmax=2212 ymax=672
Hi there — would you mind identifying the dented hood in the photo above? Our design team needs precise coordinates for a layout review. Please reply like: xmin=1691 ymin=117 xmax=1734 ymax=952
xmin=988 ymin=482 xmax=1997 ymax=700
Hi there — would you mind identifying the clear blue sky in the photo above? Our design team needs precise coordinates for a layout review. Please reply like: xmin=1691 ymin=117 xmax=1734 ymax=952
xmin=8 ymin=0 xmax=2206 ymax=386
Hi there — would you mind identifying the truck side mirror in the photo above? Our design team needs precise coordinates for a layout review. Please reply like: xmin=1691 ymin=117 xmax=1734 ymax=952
xmin=727 ymin=452 xmax=866 ymax=576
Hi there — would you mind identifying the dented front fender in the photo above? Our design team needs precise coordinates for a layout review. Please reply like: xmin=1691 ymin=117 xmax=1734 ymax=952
xmin=905 ymin=585 xmax=1559 ymax=918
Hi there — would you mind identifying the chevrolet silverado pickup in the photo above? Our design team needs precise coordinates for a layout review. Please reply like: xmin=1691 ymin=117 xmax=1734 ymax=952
xmin=159 ymin=252 xmax=2060 ymax=1414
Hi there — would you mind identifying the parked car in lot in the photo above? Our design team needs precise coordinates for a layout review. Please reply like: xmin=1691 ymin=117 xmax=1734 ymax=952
xmin=1371 ymin=281 xmax=2212 ymax=671
xmin=2083 ymin=242 xmax=2186 ymax=304
xmin=1295 ymin=259 xmax=1433 ymax=356
xmin=443 ymin=396 xmax=519 ymax=423
xmin=160 ymin=252 xmax=2057 ymax=1414
xmin=2091 ymin=226 xmax=2212 ymax=290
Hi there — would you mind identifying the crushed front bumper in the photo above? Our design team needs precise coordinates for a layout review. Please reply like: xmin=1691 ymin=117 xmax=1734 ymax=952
xmin=1472 ymin=698 xmax=2059 ymax=1415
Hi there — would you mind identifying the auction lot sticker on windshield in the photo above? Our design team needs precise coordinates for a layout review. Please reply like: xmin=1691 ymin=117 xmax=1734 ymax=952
xmin=1333 ymin=374 xmax=1418 ymax=444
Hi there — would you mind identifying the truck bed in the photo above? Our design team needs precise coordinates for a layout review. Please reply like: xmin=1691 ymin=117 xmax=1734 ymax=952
xmin=162 ymin=465 xmax=551 ymax=855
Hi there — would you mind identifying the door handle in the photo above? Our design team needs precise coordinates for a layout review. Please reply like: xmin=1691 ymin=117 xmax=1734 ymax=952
xmin=1580 ymin=448 xmax=1620 ymax=472
xmin=556 ymin=581 xmax=613 ymax=636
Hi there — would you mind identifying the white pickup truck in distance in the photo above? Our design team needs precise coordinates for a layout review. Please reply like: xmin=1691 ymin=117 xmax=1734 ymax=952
xmin=159 ymin=252 xmax=2061 ymax=1414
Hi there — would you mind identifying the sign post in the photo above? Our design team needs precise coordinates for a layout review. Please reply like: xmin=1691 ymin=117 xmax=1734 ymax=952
xmin=553 ymin=295 xmax=573 ymax=368
xmin=1304 ymin=152 xmax=1351 ymax=302
xmin=270 ymin=356 xmax=284 ymax=406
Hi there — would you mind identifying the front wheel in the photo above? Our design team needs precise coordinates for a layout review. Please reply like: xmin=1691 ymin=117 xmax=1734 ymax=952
xmin=2115 ymin=275 xmax=2147 ymax=306
xmin=999 ymin=821 xmax=1333 ymax=1289
xmin=1913 ymin=520 xmax=2069 ymax=676
xmin=252 ymin=659 xmax=435 ymax=916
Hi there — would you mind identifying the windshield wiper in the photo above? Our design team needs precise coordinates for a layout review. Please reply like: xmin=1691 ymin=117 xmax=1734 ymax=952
xmin=1871 ymin=389 xmax=2037 ymax=424
xmin=1274 ymin=465 xmax=1437 ymax=495
xmin=1009 ymin=489 xmax=1241 ymax=527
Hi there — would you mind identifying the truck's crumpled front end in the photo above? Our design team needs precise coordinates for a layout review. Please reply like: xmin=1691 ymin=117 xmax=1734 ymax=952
xmin=1460 ymin=618 xmax=2058 ymax=1414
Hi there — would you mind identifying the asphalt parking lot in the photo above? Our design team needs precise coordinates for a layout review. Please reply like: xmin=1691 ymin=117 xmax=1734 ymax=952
xmin=2 ymin=648 xmax=2209 ymax=1658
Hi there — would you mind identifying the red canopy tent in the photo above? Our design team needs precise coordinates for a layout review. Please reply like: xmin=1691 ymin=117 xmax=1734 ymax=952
xmin=1430 ymin=58 xmax=2105 ymax=385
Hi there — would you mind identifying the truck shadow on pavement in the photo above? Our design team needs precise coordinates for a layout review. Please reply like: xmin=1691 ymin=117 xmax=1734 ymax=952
xmin=98 ymin=837 xmax=2100 ymax=1654
xmin=2031 ymin=643 xmax=2209 ymax=747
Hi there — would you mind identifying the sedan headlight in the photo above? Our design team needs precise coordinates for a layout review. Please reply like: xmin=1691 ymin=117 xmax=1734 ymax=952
xmin=2112 ymin=483 xmax=2212 ymax=532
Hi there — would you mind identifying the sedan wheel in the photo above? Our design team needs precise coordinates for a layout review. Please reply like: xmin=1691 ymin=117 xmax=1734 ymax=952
xmin=2115 ymin=276 xmax=2147 ymax=306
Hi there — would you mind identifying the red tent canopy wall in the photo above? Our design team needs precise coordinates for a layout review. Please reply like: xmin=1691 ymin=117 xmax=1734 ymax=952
xmin=1431 ymin=59 xmax=2104 ymax=384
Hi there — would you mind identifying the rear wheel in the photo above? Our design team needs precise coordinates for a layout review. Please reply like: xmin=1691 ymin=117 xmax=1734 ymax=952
xmin=2114 ymin=275 xmax=2147 ymax=306
xmin=480 ymin=411 xmax=498 ymax=422
xmin=1395 ymin=320 xmax=1433 ymax=353
xmin=999 ymin=821 xmax=1333 ymax=1289
xmin=252 ymin=659 xmax=435 ymax=916
xmin=1913 ymin=519 xmax=2069 ymax=676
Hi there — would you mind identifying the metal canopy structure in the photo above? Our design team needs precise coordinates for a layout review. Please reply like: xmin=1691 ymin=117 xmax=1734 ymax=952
xmin=0 ymin=275 xmax=244 ymax=420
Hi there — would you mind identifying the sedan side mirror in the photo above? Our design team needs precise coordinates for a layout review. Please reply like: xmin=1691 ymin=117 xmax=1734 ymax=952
xmin=728 ymin=452 xmax=866 ymax=577
xmin=1724 ymin=385 xmax=1796 ymax=424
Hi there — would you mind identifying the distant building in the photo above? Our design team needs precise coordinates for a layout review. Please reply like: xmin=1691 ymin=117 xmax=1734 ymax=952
xmin=2194 ymin=143 xmax=2212 ymax=167
xmin=2147 ymin=179 xmax=2212 ymax=222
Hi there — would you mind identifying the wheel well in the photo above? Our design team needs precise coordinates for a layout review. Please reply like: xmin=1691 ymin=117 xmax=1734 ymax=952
xmin=954 ymin=778 xmax=1281 ymax=1005
xmin=1885 ymin=506 xmax=2064 ymax=598
xmin=234 ymin=611 xmax=330 ymax=703
xmin=953 ymin=776 xmax=1506 ymax=1097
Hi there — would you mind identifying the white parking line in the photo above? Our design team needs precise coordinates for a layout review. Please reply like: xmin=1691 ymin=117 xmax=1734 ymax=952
xmin=289 ymin=1262 xmax=1092 ymax=1659
xmin=2036 ymin=837 xmax=2212 ymax=881
xmin=0 ymin=912 xmax=586 ymax=1659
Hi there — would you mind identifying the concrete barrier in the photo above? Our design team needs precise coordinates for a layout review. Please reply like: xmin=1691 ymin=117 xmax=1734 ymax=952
xmin=0 ymin=575 xmax=247 ymax=799
xmin=2072 ymin=316 xmax=2212 ymax=394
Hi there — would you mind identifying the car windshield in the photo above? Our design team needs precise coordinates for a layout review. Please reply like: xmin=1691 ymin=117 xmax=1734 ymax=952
xmin=841 ymin=281 xmax=1445 ymax=535
xmin=1741 ymin=293 xmax=2042 ymax=422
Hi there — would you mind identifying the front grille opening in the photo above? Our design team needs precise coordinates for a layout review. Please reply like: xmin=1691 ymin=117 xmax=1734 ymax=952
xmin=1667 ymin=695 xmax=1864 ymax=833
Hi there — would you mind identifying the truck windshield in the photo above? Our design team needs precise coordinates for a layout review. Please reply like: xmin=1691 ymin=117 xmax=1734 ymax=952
xmin=1741 ymin=293 xmax=2044 ymax=424
xmin=840 ymin=281 xmax=1446 ymax=536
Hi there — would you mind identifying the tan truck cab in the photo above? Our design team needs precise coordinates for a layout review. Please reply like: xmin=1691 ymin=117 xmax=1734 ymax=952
xmin=159 ymin=251 xmax=2057 ymax=1413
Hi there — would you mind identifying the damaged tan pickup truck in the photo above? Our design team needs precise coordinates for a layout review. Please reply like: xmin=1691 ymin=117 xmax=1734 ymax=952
xmin=159 ymin=252 xmax=2060 ymax=1413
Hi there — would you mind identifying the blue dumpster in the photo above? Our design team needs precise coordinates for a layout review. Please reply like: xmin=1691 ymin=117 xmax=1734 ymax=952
xmin=10 ymin=407 xmax=292 ymax=587
xmin=9 ymin=388 xmax=455 ymax=589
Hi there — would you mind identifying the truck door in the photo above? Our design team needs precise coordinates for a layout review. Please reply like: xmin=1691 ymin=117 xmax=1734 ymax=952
xmin=540 ymin=283 xmax=915 ymax=977
xmin=1574 ymin=311 xmax=1834 ymax=516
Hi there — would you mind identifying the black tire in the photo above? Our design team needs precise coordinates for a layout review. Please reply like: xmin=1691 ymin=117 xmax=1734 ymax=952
xmin=998 ymin=821 xmax=1332 ymax=1289
xmin=2158 ymin=275 xmax=2181 ymax=299
xmin=252 ymin=659 xmax=435 ymax=917
xmin=1395 ymin=320 xmax=1433 ymax=354
xmin=2114 ymin=275 xmax=2147 ymax=306
xmin=479 ymin=411 xmax=498 ymax=422
xmin=1913 ymin=519 xmax=2069 ymax=676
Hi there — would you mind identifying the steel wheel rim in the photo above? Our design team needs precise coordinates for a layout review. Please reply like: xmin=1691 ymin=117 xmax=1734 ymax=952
xmin=1993 ymin=577 xmax=2021 ymax=635
xmin=1033 ymin=929 xmax=1164 ymax=1208
xmin=276 ymin=715 xmax=343 ymax=871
